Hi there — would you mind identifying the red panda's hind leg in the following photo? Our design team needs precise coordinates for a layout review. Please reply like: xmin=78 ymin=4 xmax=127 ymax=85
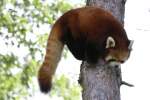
xmin=66 ymin=39 xmax=86 ymax=60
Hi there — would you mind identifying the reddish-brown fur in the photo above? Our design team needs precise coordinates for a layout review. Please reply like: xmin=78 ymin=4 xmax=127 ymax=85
xmin=38 ymin=6 xmax=132 ymax=93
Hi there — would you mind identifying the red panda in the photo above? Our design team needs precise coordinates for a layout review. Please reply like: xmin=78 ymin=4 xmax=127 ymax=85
xmin=38 ymin=6 xmax=133 ymax=93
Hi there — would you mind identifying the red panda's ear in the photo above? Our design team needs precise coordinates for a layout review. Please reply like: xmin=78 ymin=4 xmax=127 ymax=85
xmin=128 ymin=40 xmax=134 ymax=50
xmin=106 ymin=36 xmax=115 ymax=48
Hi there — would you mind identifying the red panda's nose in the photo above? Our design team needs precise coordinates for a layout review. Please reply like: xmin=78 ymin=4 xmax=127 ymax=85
xmin=120 ymin=60 xmax=124 ymax=63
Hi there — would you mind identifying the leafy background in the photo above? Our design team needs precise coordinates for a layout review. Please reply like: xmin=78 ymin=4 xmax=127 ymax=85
xmin=0 ymin=0 xmax=85 ymax=100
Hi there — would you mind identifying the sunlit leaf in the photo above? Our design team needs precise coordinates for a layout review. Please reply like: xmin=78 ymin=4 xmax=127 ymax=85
xmin=0 ymin=0 xmax=84 ymax=99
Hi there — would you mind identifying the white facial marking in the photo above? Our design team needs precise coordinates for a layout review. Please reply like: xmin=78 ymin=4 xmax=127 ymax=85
xmin=108 ymin=61 xmax=121 ymax=66
xmin=105 ymin=55 xmax=113 ymax=61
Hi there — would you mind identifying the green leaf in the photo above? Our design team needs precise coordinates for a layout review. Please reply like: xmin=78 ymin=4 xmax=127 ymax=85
xmin=0 ymin=0 xmax=82 ymax=99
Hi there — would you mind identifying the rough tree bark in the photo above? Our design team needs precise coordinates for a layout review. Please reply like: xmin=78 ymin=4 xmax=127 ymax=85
xmin=86 ymin=0 xmax=126 ymax=24
xmin=79 ymin=0 xmax=127 ymax=100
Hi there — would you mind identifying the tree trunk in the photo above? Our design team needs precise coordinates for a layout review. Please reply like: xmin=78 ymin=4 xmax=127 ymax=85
xmin=79 ymin=0 xmax=126 ymax=100
xmin=86 ymin=0 xmax=126 ymax=24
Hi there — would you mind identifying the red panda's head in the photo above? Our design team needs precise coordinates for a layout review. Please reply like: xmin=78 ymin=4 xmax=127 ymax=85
xmin=105 ymin=36 xmax=133 ymax=64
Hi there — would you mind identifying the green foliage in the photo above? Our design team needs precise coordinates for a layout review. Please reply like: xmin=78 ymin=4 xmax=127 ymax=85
xmin=0 ymin=0 xmax=82 ymax=100
xmin=51 ymin=75 xmax=81 ymax=100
